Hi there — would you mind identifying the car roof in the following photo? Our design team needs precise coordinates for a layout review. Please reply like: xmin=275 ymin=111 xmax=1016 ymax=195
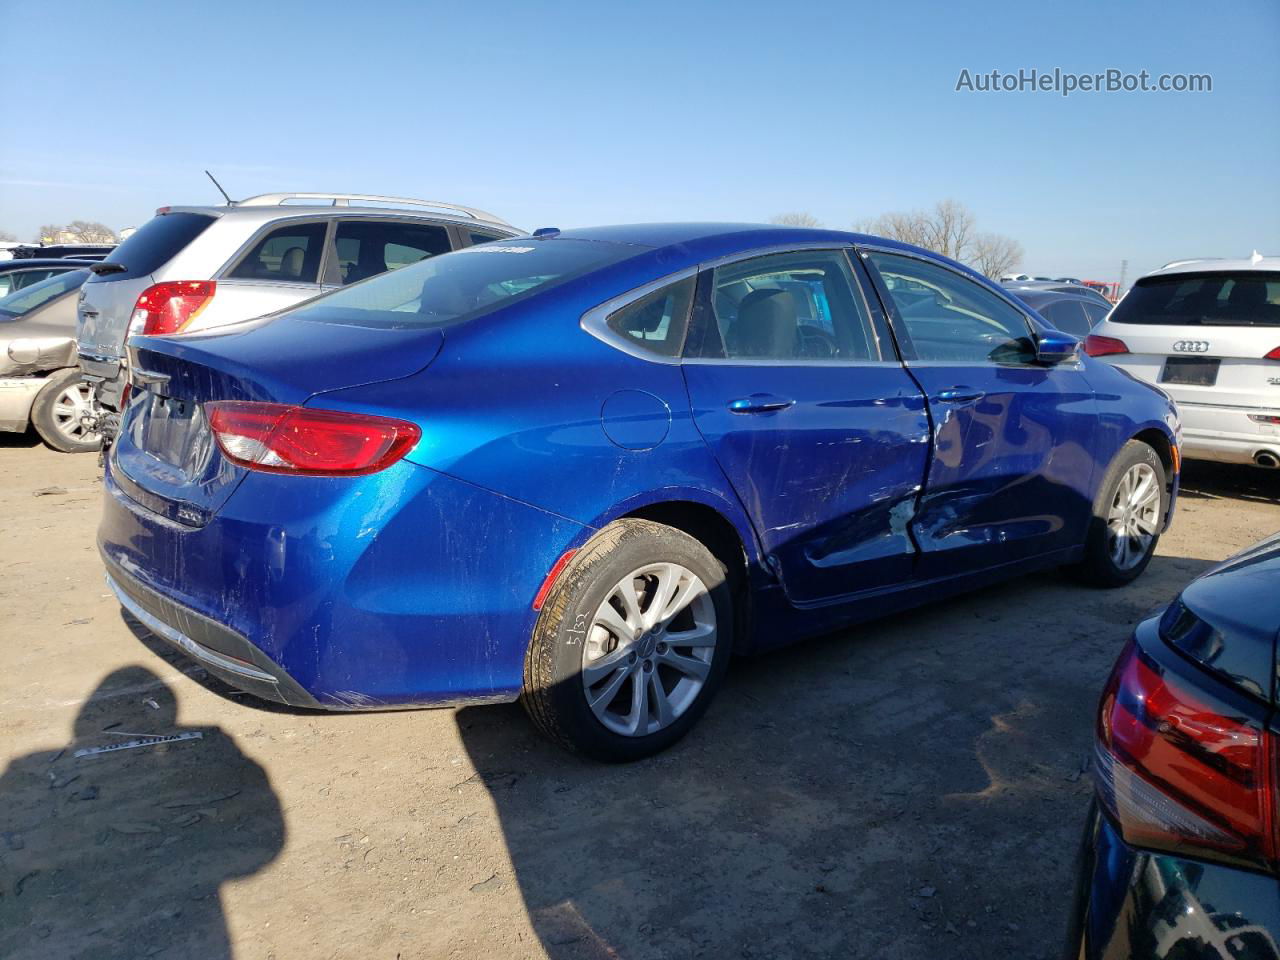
xmin=1010 ymin=289 xmax=1105 ymax=305
xmin=0 ymin=258 xmax=98 ymax=271
xmin=157 ymin=193 xmax=516 ymax=231
xmin=1147 ymin=254 xmax=1280 ymax=278
xmin=550 ymin=222 xmax=962 ymax=272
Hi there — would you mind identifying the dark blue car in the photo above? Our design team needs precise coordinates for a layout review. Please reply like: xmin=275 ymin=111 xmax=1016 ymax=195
xmin=1068 ymin=533 xmax=1280 ymax=958
xmin=98 ymin=224 xmax=1180 ymax=760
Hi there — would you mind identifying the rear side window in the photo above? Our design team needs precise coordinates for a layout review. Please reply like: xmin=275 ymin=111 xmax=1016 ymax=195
xmin=1110 ymin=272 xmax=1280 ymax=327
xmin=290 ymin=238 xmax=636 ymax=330
xmin=1038 ymin=299 xmax=1091 ymax=336
xmin=90 ymin=212 xmax=215 ymax=282
xmin=606 ymin=277 xmax=695 ymax=357
xmin=334 ymin=221 xmax=452 ymax=285
xmin=229 ymin=222 xmax=327 ymax=284
xmin=467 ymin=230 xmax=504 ymax=246
xmin=0 ymin=269 xmax=89 ymax=320
xmin=700 ymin=249 xmax=877 ymax=361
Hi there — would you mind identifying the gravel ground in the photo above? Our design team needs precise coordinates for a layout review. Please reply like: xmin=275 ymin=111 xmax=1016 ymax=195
xmin=1 ymin=432 xmax=1276 ymax=960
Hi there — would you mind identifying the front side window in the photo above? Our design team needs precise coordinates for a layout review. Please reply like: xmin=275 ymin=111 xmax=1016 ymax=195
xmin=334 ymin=221 xmax=452 ymax=285
xmin=703 ymin=249 xmax=877 ymax=361
xmin=229 ymin=221 xmax=327 ymax=284
xmin=605 ymin=276 xmax=695 ymax=357
xmin=868 ymin=252 xmax=1035 ymax=364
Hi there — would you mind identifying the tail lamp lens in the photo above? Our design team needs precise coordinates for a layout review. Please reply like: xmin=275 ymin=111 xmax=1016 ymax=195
xmin=1264 ymin=346 xmax=1280 ymax=361
xmin=206 ymin=402 xmax=420 ymax=476
xmin=1094 ymin=638 xmax=1278 ymax=870
xmin=1083 ymin=334 xmax=1130 ymax=357
xmin=130 ymin=281 xmax=216 ymax=336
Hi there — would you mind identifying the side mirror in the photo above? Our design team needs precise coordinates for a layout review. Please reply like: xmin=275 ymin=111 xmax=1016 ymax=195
xmin=1035 ymin=329 xmax=1080 ymax=364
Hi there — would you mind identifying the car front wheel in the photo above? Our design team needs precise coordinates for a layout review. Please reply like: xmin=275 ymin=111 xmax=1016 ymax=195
xmin=1076 ymin=440 xmax=1167 ymax=587
xmin=522 ymin=519 xmax=733 ymax=762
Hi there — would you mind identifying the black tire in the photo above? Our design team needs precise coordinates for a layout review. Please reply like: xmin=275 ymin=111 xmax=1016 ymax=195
xmin=30 ymin=369 xmax=102 ymax=454
xmin=522 ymin=519 xmax=734 ymax=762
xmin=1074 ymin=440 xmax=1167 ymax=587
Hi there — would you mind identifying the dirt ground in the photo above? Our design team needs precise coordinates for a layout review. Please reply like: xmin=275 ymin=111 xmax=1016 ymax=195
xmin=1 ymin=431 xmax=1276 ymax=960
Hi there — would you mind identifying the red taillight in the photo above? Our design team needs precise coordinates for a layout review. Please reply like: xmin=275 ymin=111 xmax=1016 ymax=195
xmin=206 ymin=402 xmax=420 ymax=476
xmin=1264 ymin=346 xmax=1280 ymax=361
xmin=130 ymin=281 xmax=216 ymax=336
xmin=1094 ymin=639 xmax=1278 ymax=870
xmin=1084 ymin=334 xmax=1130 ymax=357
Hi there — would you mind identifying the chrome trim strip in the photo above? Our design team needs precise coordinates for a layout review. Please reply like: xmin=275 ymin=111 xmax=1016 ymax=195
xmin=105 ymin=573 xmax=278 ymax=684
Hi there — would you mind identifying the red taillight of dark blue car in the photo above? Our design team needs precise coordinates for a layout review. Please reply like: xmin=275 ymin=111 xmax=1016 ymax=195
xmin=207 ymin=401 xmax=421 ymax=476
xmin=1094 ymin=637 xmax=1278 ymax=871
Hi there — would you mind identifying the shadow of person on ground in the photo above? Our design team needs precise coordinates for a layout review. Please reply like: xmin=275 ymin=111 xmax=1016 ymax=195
xmin=0 ymin=666 xmax=284 ymax=960
xmin=454 ymin=552 xmax=1219 ymax=960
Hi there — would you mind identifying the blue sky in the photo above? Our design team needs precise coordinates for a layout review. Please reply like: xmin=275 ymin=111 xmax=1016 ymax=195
xmin=4 ymin=0 xmax=1277 ymax=281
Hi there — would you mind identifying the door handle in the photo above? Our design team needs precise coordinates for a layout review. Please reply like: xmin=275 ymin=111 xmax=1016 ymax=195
xmin=729 ymin=394 xmax=795 ymax=414
xmin=933 ymin=387 xmax=985 ymax=404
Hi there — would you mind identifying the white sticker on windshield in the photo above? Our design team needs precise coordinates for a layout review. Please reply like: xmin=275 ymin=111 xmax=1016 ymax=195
xmin=456 ymin=245 xmax=536 ymax=254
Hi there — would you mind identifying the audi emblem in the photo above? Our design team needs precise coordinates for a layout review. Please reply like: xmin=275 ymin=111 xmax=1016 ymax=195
xmin=1172 ymin=340 xmax=1210 ymax=353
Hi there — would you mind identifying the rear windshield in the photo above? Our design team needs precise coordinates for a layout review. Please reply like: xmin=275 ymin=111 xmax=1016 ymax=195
xmin=290 ymin=238 xmax=636 ymax=329
xmin=1110 ymin=271 xmax=1280 ymax=327
xmin=89 ymin=212 xmax=216 ymax=282
xmin=0 ymin=269 xmax=89 ymax=320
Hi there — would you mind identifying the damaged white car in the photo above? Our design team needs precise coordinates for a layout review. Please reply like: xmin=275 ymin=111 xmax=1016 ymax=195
xmin=0 ymin=268 xmax=101 ymax=452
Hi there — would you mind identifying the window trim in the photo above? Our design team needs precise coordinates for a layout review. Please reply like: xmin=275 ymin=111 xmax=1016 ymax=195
xmin=855 ymin=243 xmax=1060 ymax=367
xmin=218 ymin=216 xmax=334 ymax=286
xmin=580 ymin=242 xmax=893 ymax=366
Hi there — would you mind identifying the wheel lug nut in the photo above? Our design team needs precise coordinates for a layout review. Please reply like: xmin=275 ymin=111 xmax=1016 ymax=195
xmin=656 ymin=642 xmax=668 ymax=654
xmin=628 ymin=652 xmax=638 ymax=664
xmin=643 ymin=660 xmax=654 ymax=672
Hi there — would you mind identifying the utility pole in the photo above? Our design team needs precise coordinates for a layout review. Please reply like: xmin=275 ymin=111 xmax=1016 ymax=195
xmin=1118 ymin=259 xmax=1128 ymax=299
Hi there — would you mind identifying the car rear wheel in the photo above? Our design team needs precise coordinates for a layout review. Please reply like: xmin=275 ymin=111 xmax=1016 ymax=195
xmin=522 ymin=519 xmax=733 ymax=761
xmin=31 ymin=369 xmax=103 ymax=454
xmin=1075 ymin=440 xmax=1167 ymax=586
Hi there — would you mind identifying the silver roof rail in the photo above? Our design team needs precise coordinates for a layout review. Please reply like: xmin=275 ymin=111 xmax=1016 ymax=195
xmin=236 ymin=193 xmax=512 ymax=225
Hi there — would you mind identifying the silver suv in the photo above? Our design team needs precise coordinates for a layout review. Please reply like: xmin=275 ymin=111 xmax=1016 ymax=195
xmin=77 ymin=192 xmax=520 ymax=432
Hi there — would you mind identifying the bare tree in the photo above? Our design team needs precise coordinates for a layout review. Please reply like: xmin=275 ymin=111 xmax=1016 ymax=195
xmin=64 ymin=220 xmax=118 ymax=243
xmin=0 ymin=230 xmax=16 ymax=242
xmin=855 ymin=200 xmax=976 ymax=259
xmin=770 ymin=212 xmax=822 ymax=228
xmin=970 ymin=232 xmax=1024 ymax=279
xmin=34 ymin=221 xmax=118 ymax=244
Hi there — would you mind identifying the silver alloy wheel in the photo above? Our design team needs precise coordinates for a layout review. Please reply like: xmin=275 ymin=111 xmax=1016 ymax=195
xmin=50 ymin=382 xmax=100 ymax=444
xmin=581 ymin=562 xmax=717 ymax=737
xmin=1107 ymin=462 xmax=1160 ymax=570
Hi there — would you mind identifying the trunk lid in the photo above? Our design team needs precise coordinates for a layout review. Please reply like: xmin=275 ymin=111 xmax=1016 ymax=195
xmin=112 ymin=314 xmax=443 ymax=524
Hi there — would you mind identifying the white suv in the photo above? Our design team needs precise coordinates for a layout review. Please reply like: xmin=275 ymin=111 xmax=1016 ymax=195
xmin=77 ymin=193 xmax=520 ymax=431
xmin=1085 ymin=254 xmax=1280 ymax=468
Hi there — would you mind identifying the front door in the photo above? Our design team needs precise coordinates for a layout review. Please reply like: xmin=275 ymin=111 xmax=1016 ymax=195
xmin=862 ymin=249 xmax=1098 ymax=578
xmin=681 ymin=247 xmax=930 ymax=604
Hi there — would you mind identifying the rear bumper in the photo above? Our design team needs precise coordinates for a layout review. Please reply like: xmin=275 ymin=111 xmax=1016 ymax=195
xmin=1065 ymin=802 xmax=1280 ymax=959
xmin=104 ymin=555 xmax=320 ymax=708
xmin=1174 ymin=401 xmax=1280 ymax=465
xmin=78 ymin=352 xmax=126 ymax=410
xmin=0 ymin=375 xmax=47 ymax=432
xmin=98 ymin=454 xmax=589 ymax=709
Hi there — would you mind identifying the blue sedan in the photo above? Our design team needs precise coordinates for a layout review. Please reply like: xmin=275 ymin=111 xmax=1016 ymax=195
xmin=99 ymin=224 xmax=1180 ymax=760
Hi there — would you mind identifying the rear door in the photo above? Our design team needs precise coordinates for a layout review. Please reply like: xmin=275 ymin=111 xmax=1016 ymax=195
xmin=190 ymin=219 xmax=331 ymax=331
xmin=862 ymin=248 xmax=1099 ymax=576
xmin=681 ymin=246 xmax=930 ymax=604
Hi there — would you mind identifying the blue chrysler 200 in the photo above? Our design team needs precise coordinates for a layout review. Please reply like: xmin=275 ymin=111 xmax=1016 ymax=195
xmin=99 ymin=224 xmax=1180 ymax=760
